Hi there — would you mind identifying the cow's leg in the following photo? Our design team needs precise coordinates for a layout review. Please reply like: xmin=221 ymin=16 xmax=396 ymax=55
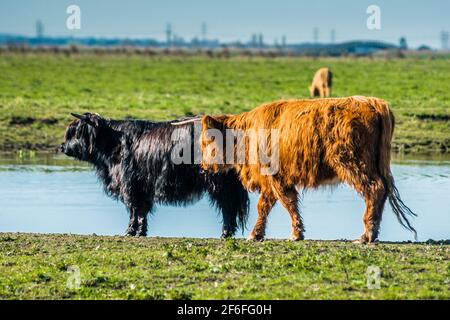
xmin=123 ymin=187 xmax=153 ymax=237
xmin=334 ymin=161 xmax=387 ymax=243
xmin=124 ymin=210 xmax=138 ymax=236
xmin=216 ymin=198 xmax=239 ymax=239
xmin=248 ymin=191 xmax=277 ymax=241
xmin=312 ymin=87 xmax=320 ymax=97
xmin=208 ymin=181 xmax=249 ymax=239
xmin=221 ymin=215 xmax=237 ymax=239
xmin=358 ymin=177 xmax=387 ymax=243
xmin=134 ymin=201 xmax=153 ymax=237
xmin=275 ymin=187 xmax=305 ymax=241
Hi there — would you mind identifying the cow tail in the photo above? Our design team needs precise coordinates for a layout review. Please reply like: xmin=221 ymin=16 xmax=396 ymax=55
xmin=237 ymin=187 xmax=250 ymax=232
xmin=374 ymin=99 xmax=418 ymax=240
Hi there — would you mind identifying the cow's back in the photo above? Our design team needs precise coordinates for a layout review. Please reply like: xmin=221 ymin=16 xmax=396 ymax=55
xmin=313 ymin=68 xmax=331 ymax=83
xmin=227 ymin=97 xmax=387 ymax=189
xmin=128 ymin=122 xmax=208 ymax=204
xmin=283 ymin=97 xmax=385 ymax=187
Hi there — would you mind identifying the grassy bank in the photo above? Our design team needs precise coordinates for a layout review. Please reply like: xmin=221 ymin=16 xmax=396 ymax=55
xmin=0 ymin=54 xmax=449 ymax=153
xmin=0 ymin=233 xmax=448 ymax=299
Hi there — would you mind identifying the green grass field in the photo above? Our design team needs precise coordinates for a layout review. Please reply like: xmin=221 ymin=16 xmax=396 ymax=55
xmin=0 ymin=233 xmax=448 ymax=299
xmin=0 ymin=54 xmax=449 ymax=152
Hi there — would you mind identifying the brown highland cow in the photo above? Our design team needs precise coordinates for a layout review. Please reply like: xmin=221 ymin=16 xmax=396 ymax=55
xmin=310 ymin=67 xmax=333 ymax=97
xmin=197 ymin=96 xmax=416 ymax=243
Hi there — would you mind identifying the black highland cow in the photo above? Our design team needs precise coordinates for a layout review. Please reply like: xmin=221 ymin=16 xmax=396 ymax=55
xmin=61 ymin=113 xmax=249 ymax=237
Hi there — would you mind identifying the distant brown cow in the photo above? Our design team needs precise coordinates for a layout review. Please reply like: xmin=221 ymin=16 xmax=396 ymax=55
xmin=198 ymin=96 xmax=416 ymax=243
xmin=310 ymin=68 xmax=333 ymax=97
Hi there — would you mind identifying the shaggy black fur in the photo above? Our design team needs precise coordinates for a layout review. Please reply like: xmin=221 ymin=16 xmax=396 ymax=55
xmin=61 ymin=113 xmax=249 ymax=237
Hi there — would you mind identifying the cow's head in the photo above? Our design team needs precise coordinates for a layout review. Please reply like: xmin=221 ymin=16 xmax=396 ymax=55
xmin=200 ymin=115 xmax=233 ymax=173
xmin=61 ymin=113 xmax=112 ymax=161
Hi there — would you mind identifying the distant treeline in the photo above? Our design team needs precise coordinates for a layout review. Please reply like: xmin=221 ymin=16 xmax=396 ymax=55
xmin=0 ymin=34 xmax=411 ymax=57
xmin=1 ymin=43 xmax=449 ymax=59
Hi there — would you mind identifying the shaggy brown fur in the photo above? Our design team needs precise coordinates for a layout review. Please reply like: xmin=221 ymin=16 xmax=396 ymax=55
xmin=200 ymin=96 xmax=416 ymax=243
xmin=310 ymin=68 xmax=333 ymax=97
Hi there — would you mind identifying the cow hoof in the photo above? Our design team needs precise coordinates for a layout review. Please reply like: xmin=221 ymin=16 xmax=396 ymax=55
xmin=247 ymin=234 xmax=264 ymax=242
xmin=134 ymin=232 xmax=147 ymax=238
xmin=353 ymin=237 xmax=371 ymax=244
xmin=289 ymin=235 xmax=303 ymax=241
xmin=289 ymin=230 xmax=304 ymax=241
xmin=124 ymin=230 xmax=136 ymax=237
xmin=354 ymin=234 xmax=378 ymax=244
xmin=221 ymin=230 xmax=235 ymax=239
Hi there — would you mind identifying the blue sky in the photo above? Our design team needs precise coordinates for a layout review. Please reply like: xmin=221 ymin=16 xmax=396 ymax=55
xmin=0 ymin=0 xmax=448 ymax=48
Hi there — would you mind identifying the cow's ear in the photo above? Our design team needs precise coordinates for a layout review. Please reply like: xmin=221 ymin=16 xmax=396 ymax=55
xmin=85 ymin=113 xmax=106 ymax=128
xmin=202 ymin=115 xmax=223 ymax=130
xmin=71 ymin=112 xmax=100 ymax=126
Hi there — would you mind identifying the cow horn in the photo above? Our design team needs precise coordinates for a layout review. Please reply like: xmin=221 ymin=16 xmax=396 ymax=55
xmin=71 ymin=113 xmax=85 ymax=120
xmin=171 ymin=117 xmax=202 ymax=126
